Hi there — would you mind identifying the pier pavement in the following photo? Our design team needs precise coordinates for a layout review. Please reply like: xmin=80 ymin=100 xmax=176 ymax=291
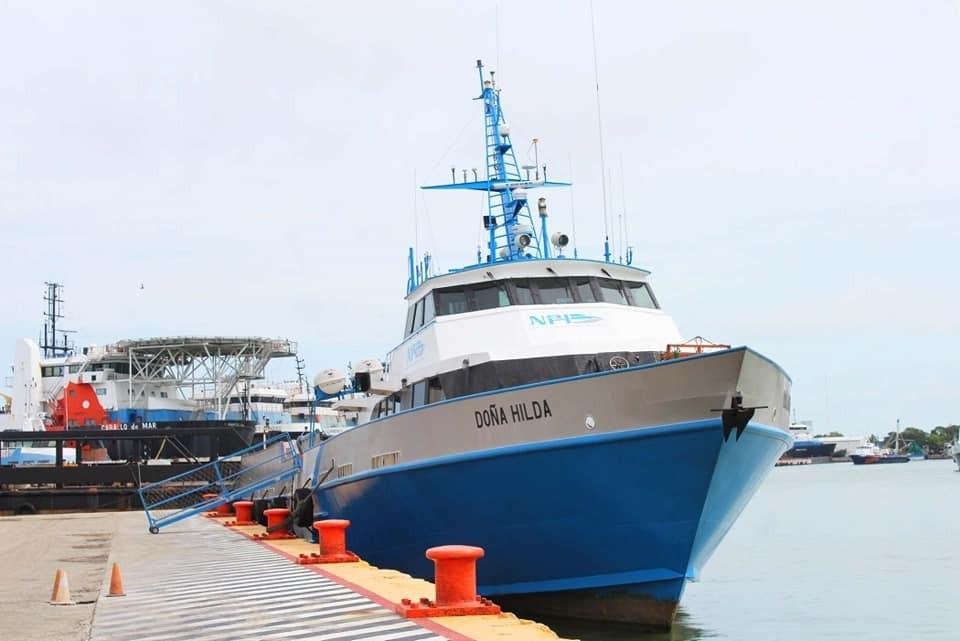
xmin=0 ymin=511 xmax=577 ymax=641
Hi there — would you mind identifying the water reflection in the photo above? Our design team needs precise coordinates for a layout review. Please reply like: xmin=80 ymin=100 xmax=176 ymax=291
xmin=534 ymin=609 xmax=715 ymax=641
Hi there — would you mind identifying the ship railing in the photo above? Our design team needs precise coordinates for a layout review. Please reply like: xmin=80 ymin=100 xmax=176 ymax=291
xmin=138 ymin=432 xmax=302 ymax=533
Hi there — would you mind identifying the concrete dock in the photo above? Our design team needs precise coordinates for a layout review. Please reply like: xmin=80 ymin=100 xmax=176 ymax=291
xmin=0 ymin=511 xmax=578 ymax=641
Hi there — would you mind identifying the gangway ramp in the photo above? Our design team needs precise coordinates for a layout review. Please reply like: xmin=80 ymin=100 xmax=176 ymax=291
xmin=139 ymin=433 xmax=301 ymax=533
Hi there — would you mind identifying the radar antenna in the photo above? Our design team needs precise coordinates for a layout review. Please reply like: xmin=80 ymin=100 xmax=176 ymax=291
xmin=40 ymin=282 xmax=75 ymax=358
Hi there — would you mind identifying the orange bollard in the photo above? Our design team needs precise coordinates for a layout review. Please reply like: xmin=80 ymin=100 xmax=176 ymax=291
xmin=430 ymin=545 xmax=484 ymax=606
xmin=106 ymin=562 xmax=126 ymax=597
xmin=297 ymin=519 xmax=359 ymax=564
xmin=202 ymin=493 xmax=230 ymax=517
xmin=395 ymin=545 xmax=500 ymax=618
xmin=229 ymin=500 xmax=256 ymax=525
xmin=252 ymin=507 xmax=296 ymax=540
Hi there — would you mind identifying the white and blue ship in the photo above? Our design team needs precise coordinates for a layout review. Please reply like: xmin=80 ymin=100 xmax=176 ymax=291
xmin=297 ymin=60 xmax=793 ymax=628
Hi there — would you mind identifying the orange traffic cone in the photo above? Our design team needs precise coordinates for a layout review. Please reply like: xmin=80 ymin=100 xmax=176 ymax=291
xmin=50 ymin=568 xmax=76 ymax=605
xmin=107 ymin=562 xmax=125 ymax=597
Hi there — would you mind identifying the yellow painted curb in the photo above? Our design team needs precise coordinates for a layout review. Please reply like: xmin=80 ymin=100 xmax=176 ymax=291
xmin=217 ymin=518 xmax=579 ymax=641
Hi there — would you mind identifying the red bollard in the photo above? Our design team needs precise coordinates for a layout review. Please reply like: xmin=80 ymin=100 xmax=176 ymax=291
xmin=252 ymin=507 xmax=296 ymax=540
xmin=395 ymin=545 xmax=500 ymax=618
xmin=430 ymin=545 xmax=484 ymax=606
xmin=226 ymin=500 xmax=256 ymax=526
xmin=297 ymin=519 xmax=359 ymax=564
xmin=202 ymin=493 xmax=230 ymax=517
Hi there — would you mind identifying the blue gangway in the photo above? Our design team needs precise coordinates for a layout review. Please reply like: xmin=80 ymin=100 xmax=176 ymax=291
xmin=139 ymin=432 xmax=302 ymax=533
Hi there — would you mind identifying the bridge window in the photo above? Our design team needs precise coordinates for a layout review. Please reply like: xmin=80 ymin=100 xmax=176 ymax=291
xmin=405 ymin=305 xmax=416 ymax=336
xmin=625 ymin=282 xmax=657 ymax=309
xmin=534 ymin=278 xmax=574 ymax=304
xmin=435 ymin=288 xmax=469 ymax=316
xmin=413 ymin=297 xmax=425 ymax=330
xmin=422 ymin=292 xmax=436 ymax=325
xmin=597 ymin=278 xmax=628 ymax=305
xmin=572 ymin=278 xmax=596 ymax=303
xmin=512 ymin=281 xmax=535 ymax=304
xmin=472 ymin=283 xmax=509 ymax=311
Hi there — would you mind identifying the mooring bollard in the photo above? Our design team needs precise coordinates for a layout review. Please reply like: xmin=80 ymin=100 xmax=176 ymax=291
xmin=202 ymin=493 xmax=231 ymax=517
xmin=253 ymin=507 xmax=296 ymax=540
xmin=230 ymin=500 xmax=255 ymax=525
xmin=429 ymin=545 xmax=485 ymax=606
xmin=297 ymin=519 xmax=359 ymax=564
xmin=395 ymin=545 xmax=500 ymax=617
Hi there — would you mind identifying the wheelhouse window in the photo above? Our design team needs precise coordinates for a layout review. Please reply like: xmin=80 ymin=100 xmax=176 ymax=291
xmin=571 ymin=277 xmax=596 ymax=303
xmin=422 ymin=291 xmax=436 ymax=325
xmin=624 ymin=281 xmax=657 ymax=309
xmin=435 ymin=288 xmax=469 ymax=316
xmin=422 ymin=275 xmax=658 ymax=320
xmin=405 ymin=304 xmax=416 ymax=336
xmin=597 ymin=278 xmax=628 ymax=305
xmin=472 ymin=283 xmax=509 ymax=311
xmin=512 ymin=281 xmax=535 ymax=305
xmin=406 ymin=292 xmax=437 ymax=336
xmin=412 ymin=297 xmax=425 ymax=330
xmin=534 ymin=278 xmax=574 ymax=304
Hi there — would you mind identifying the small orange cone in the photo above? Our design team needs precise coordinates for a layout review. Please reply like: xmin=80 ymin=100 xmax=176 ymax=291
xmin=106 ymin=562 xmax=125 ymax=597
xmin=50 ymin=568 xmax=76 ymax=605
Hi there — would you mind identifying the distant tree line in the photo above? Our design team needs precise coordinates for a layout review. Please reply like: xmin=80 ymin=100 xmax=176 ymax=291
xmin=816 ymin=425 xmax=959 ymax=454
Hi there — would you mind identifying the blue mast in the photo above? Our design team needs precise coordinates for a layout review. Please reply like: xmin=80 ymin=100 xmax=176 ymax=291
xmin=418 ymin=60 xmax=570 ymax=279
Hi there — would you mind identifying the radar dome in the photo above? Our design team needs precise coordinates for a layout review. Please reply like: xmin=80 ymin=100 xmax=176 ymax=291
xmin=313 ymin=368 xmax=347 ymax=396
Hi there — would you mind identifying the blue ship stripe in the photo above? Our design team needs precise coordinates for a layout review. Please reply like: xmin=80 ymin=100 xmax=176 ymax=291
xmin=313 ymin=420 xmax=791 ymax=599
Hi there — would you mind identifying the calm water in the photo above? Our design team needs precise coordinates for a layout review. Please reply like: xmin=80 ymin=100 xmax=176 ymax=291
xmin=540 ymin=459 xmax=959 ymax=641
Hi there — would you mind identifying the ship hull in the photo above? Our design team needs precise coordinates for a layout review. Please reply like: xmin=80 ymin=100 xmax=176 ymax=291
xmin=781 ymin=442 xmax=836 ymax=459
xmin=849 ymin=454 xmax=910 ymax=465
xmin=103 ymin=421 xmax=257 ymax=460
xmin=303 ymin=347 xmax=791 ymax=627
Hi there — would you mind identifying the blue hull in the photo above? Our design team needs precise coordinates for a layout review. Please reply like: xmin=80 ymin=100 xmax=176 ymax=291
xmin=314 ymin=418 xmax=790 ymax=626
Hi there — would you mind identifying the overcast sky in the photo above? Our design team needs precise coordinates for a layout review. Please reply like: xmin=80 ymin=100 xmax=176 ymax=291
xmin=2 ymin=1 xmax=958 ymax=437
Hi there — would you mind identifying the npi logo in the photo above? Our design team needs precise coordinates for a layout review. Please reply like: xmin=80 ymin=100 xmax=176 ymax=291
xmin=529 ymin=313 xmax=602 ymax=326
xmin=406 ymin=340 xmax=425 ymax=362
